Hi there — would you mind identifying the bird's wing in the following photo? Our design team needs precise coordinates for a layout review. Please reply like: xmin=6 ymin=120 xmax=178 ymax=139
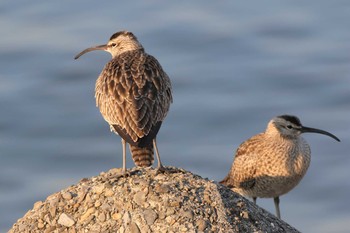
xmin=230 ymin=134 xmax=265 ymax=190
xmin=95 ymin=51 xmax=172 ymax=143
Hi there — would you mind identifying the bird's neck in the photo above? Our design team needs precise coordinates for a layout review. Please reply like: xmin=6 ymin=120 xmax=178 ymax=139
xmin=265 ymin=122 xmax=299 ymax=142
xmin=265 ymin=133 xmax=297 ymax=147
xmin=265 ymin=124 xmax=299 ymax=147
xmin=264 ymin=122 xmax=311 ymax=176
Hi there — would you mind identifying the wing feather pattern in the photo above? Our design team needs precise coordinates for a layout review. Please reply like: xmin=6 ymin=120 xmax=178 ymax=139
xmin=95 ymin=49 xmax=172 ymax=147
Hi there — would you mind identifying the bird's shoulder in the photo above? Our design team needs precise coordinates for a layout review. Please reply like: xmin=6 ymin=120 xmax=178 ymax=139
xmin=96 ymin=50 xmax=171 ymax=100
xmin=235 ymin=133 xmax=266 ymax=159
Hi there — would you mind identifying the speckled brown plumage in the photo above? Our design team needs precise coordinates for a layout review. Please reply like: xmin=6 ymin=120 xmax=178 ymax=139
xmin=221 ymin=132 xmax=311 ymax=198
xmin=75 ymin=31 xmax=172 ymax=171
xmin=95 ymin=49 xmax=172 ymax=145
xmin=220 ymin=115 xmax=340 ymax=218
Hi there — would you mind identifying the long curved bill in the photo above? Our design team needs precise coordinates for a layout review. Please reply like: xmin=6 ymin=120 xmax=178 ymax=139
xmin=74 ymin=44 xmax=108 ymax=60
xmin=301 ymin=126 xmax=340 ymax=142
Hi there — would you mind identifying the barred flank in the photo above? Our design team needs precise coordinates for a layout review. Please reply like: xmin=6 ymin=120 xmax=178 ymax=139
xmin=129 ymin=145 xmax=154 ymax=167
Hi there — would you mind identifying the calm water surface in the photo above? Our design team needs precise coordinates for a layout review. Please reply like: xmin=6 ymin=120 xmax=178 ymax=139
xmin=0 ymin=1 xmax=349 ymax=232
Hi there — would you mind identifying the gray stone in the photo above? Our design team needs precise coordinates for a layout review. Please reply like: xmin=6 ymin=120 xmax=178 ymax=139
xmin=134 ymin=191 xmax=147 ymax=206
xmin=143 ymin=209 xmax=158 ymax=225
xmin=98 ymin=212 xmax=106 ymax=222
xmin=181 ymin=210 xmax=194 ymax=219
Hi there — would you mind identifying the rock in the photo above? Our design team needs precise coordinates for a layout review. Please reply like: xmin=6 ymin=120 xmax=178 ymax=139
xmin=8 ymin=167 xmax=300 ymax=233
xmin=122 ymin=211 xmax=130 ymax=225
xmin=49 ymin=206 xmax=57 ymax=218
xmin=98 ymin=212 xmax=106 ymax=222
xmin=62 ymin=191 xmax=72 ymax=200
xmin=79 ymin=207 xmax=95 ymax=223
xmin=196 ymin=219 xmax=207 ymax=231
xmin=181 ymin=209 xmax=194 ymax=219
xmin=33 ymin=201 xmax=43 ymax=210
xmin=92 ymin=184 xmax=105 ymax=194
xmin=143 ymin=209 xmax=158 ymax=225
xmin=94 ymin=200 xmax=102 ymax=208
xmin=37 ymin=221 xmax=45 ymax=229
xmin=100 ymin=203 xmax=111 ymax=211
xmin=104 ymin=188 xmax=114 ymax=197
xmin=129 ymin=222 xmax=140 ymax=233
xmin=112 ymin=212 xmax=122 ymax=220
xmin=134 ymin=191 xmax=147 ymax=206
xmin=57 ymin=213 xmax=75 ymax=227
xmin=77 ymin=190 xmax=87 ymax=204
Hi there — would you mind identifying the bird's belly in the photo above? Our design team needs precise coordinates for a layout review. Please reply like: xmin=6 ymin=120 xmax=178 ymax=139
xmin=255 ymin=175 xmax=304 ymax=198
xmin=244 ymin=153 xmax=310 ymax=198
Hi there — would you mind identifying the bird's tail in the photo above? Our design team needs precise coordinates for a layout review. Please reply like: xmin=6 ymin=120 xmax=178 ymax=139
xmin=129 ymin=144 xmax=154 ymax=167
xmin=220 ymin=174 xmax=234 ymax=188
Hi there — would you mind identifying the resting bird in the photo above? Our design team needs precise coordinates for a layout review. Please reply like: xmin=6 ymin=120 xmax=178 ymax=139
xmin=75 ymin=31 xmax=172 ymax=173
xmin=220 ymin=115 xmax=340 ymax=218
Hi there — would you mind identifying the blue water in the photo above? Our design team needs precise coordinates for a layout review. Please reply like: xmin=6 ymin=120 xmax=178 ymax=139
xmin=1 ymin=1 xmax=349 ymax=232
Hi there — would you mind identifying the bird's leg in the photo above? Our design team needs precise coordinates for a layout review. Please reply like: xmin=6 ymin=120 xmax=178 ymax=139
xmin=153 ymin=138 xmax=166 ymax=172
xmin=113 ymin=139 xmax=131 ymax=179
xmin=253 ymin=197 xmax=257 ymax=204
xmin=121 ymin=138 xmax=127 ymax=174
xmin=274 ymin=196 xmax=281 ymax=219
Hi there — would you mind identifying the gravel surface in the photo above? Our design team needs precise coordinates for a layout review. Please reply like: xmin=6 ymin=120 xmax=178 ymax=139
xmin=9 ymin=167 xmax=300 ymax=233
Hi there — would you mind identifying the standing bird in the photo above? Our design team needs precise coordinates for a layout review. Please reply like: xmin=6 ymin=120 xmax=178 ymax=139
xmin=75 ymin=31 xmax=172 ymax=174
xmin=220 ymin=115 xmax=340 ymax=219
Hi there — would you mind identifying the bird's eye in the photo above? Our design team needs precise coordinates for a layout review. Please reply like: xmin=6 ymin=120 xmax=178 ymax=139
xmin=286 ymin=125 xmax=293 ymax=129
xmin=111 ymin=43 xmax=117 ymax=47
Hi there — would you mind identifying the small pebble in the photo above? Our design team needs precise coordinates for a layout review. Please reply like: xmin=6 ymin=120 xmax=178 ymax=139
xmin=62 ymin=192 xmax=72 ymax=200
xmin=112 ymin=212 xmax=122 ymax=220
xmin=196 ymin=219 xmax=207 ymax=231
xmin=37 ymin=222 xmax=45 ymax=229
xmin=98 ymin=212 xmax=106 ymax=222
xmin=33 ymin=201 xmax=43 ymax=210
xmin=49 ymin=206 xmax=57 ymax=218
xmin=101 ymin=203 xmax=111 ymax=211
xmin=143 ymin=209 xmax=158 ymax=225
xmin=181 ymin=210 xmax=194 ymax=219
xmin=94 ymin=200 xmax=102 ymax=207
xmin=92 ymin=184 xmax=105 ymax=194
xmin=58 ymin=213 xmax=75 ymax=227
xmin=104 ymin=189 xmax=114 ymax=197
xmin=134 ymin=191 xmax=147 ymax=206
xmin=130 ymin=222 xmax=140 ymax=233
xmin=79 ymin=207 xmax=95 ymax=222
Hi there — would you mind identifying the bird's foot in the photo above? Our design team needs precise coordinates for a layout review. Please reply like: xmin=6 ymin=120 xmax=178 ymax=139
xmin=155 ymin=165 xmax=167 ymax=175
xmin=113 ymin=168 xmax=138 ymax=179
xmin=113 ymin=171 xmax=129 ymax=179
xmin=155 ymin=166 xmax=180 ymax=175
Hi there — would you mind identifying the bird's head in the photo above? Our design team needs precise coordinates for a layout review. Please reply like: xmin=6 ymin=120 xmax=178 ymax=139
xmin=267 ymin=114 xmax=340 ymax=142
xmin=74 ymin=31 xmax=143 ymax=59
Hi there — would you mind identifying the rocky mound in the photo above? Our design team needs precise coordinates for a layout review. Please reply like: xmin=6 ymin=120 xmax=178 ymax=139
xmin=9 ymin=167 xmax=299 ymax=233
